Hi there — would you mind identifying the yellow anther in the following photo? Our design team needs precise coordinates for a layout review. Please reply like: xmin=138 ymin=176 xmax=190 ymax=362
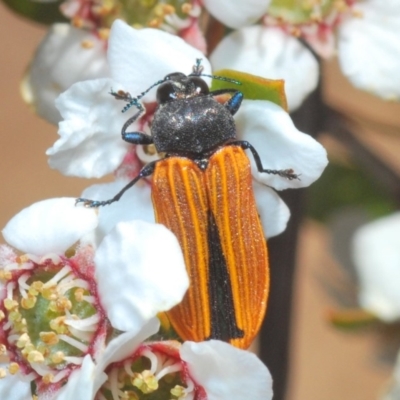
xmin=334 ymin=0 xmax=348 ymax=12
xmin=40 ymin=331 xmax=59 ymax=346
xmin=0 ymin=368 xmax=6 ymax=378
xmin=72 ymin=17 xmax=85 ymax=28
xmin=81 ymin=39 xmax=94 ymax=49
xmin=43 ymin=373 xmax=54 ymax=384
xmin=148 ymin=18 xmax=163 ymax=28
xmin=50 ymin=316 xmax=68 ymax=334
xmin=4 ymin=298 xmax=18 ymax=311
xmin=29 ymin=281 xmax=43 ymax=295
xmin=74 ymin=288 xmax=85 ymax=302
xmin=121 ymin=391 xmax=139 ymax=400
xmin=56 ymin=297 xmax=72 ymax=312
xmin=17 ymin=333 xmax=32 ymax=348
xmin=170 ymin=384 xmax=186 ymax=398
xmin=36 ymin=343 xmax=49 ymax=358
xmin=51 ymin=351 xmax=65 ymax=364
xmin=0 ymin=344 xmax=7 ymax=355
xmin=0 ymin=310 xmax=5 ymax=321
xmin=352 ymin=9 xmax=363 ymax=18
xmin=16 ymin=255 xmax=30 ymax=264
xmin=0 ymin=270 xmax=12 ymax=280
xmin=162 ymin=4 xmax=175 ymax=15
xmin=42 ymin=286 xmax=56 ymax=300
xmin=8 ymin=362 xmax=20 ymax=375
xmin=181 ymin=3 xmax=192 ymax=14
xmin=9 ymin=310 xmax=22 ymax=323
xmin=14 ymin=319 xmax=28 ymax=333
xmin=98 ymin=28 xmax=110 ymax=41
xmin=21 ymin=294 xmax=37 ymax=309
xmin=27 ymin=350 xmax=45 ymax=364
xmin=132 ymin=370 xmax=159 ymax=394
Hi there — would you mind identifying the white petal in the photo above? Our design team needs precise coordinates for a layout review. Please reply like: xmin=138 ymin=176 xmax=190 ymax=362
xmin=47 ymin=78 xmax=130 ymax=178
xmin=2 ymin=198 xmax=98 ymax=255
xmin=203 ymin=0 xmax=269 ymax=29
xmin=253 ymin=181 xmax=290 ymax=238
xmin=81 ymin=180 xmax=154 ymax=245
xmin=235 ymin=100 xmax=328 ymax=190
xmin=96 ymin=318 xmax=160 ymax=376
xmin=0 ymin=368 xmax=32 ymax=400
xmin=57 ymin=355 xmax=102 ymax=400
xmin=338 ymin=2 xmax=400 ymax=100
xmin=95 ymin=221 xmax=189 ymax=331
xmin=352 ymin=212 xmax=400 ymax=322
xmin=22 ymin=23 xmax=109 ymax=125
xmin=181 ymin=340 xmax=273 ymax=400
xmin=210 ymin=25 xmax=319 ymax=111
xmin=108 ymin=20 xmax=211 ymax=102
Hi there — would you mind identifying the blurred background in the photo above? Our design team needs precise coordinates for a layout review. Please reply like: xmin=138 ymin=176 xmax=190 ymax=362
xmin=1 ymin=2 xmax=400 ymax=399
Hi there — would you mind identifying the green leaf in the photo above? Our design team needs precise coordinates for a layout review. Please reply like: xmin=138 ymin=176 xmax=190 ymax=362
xmin=327 ymin=308 xmax=379 ymax=330
xmin=212 ymin=69 xmax=288 ymax=111
xmin=2 ymin=0 xmax=67 ymax=25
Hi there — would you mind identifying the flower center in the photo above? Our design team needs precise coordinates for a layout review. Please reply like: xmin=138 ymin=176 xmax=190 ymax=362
xmin=67 ymin=0 xmax=199 ymax=33
xmin=267 ymin=0 xmax=357 ymax=27
xmin=0 ymin=253 xmax=103 ymax=384
xmin=98 ymin=343 xmax=197 ymax=400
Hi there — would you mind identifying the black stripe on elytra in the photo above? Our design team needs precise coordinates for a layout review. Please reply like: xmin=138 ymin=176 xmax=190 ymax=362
xmin=207 ymin=210 xmax=244 ymax=341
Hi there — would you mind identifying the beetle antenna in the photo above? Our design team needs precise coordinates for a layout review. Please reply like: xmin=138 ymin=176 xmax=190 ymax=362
xmin=121 ymin=78 xmax=167 ymax=113
xmin=198 ymin=74 xmax=242 ymax=86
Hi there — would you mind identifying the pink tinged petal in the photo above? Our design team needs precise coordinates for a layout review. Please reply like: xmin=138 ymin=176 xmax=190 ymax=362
xmin=203 ymin=0 xmax=269 ymax=29
xmin=80 ymin=180 xmax=154 ymax=245
xmin=210 ymin=25 xmax=319 ymax=111
xmin=338 ymin=2 xmax=400 ymax=100
xmin=107 ymin=20 xmax=211 ymax=102
xmin=2 ymin=198 xmax=98 ymax=255
xmin=21 ymin=23 xmax=109 ymax=125
xmin=0 ymin=369 xmax=32 ymax=400
xmin=253 ymin=181 xmax=290 ymax=238
xmin=352 ymin=213 xmax=400 ymax=322
xmin=235 ymin=100 xmax=328 ymax=190
xmin=96 ymin=318 xmax=160 ymax=377
xmin=179 ymin=20 xmax=207 ymax=54
xmin=47 ymin=78 xmax=130 ymax=178
xmin=56 ymin=355 xmax=102 ymax=400
xmin=181 ymin=340 xmax=273 ymax=400
xmin=95 ymin=221 xmax=189 ymax=331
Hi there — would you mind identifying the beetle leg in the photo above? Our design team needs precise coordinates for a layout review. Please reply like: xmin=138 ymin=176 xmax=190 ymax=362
xmin=75 ymin=161 xmax=158 ymax=208
xmin=210 ymin=89 xmax=243 ymax=116
xmin=120 ymin=104 xmax=153 ymax=145
xmin=232 ymin=140 xmax=300 ymax=180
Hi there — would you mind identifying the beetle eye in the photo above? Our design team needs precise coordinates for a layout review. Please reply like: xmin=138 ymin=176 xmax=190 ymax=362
xmin=189 ymin=76 xmax=209 ymax=95
xmin=157 ymin=82 xmax=176 ymax=104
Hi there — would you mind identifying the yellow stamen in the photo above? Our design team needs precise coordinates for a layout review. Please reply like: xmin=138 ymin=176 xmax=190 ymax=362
xmin=40 ymin=331 xmax=59 ymax=346
xmin=8 ymin=363 xmax=19 ymax=375
xmin=27 ymin=350 xmax=45 ymax=363
xmin=132 ymin=370 xmax=159 ymax=394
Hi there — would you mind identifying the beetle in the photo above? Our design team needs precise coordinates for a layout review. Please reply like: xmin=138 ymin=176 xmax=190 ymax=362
xmin=77 ymin=60 xmax=298 ymax=349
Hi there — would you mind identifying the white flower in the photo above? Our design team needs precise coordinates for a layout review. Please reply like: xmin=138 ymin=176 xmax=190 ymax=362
xmin=204 ymin=0 xmax=400 ymax=102
xmin=22 ymin=23 xmax=109 ymax=124
xmin=0 ymin=198 xmax=188 ymax=397
xmin=203 ymin=0 xmax=270 ymax=29
xmin=338 ymin=0 xmax=400 ymax=100
xmin=352 ymin=212 xmax=400 ymax=322
xmin=50 ymin=19 xmax=328 ymax=239
xmin=58 ymin=318 xmax=273 ymax=400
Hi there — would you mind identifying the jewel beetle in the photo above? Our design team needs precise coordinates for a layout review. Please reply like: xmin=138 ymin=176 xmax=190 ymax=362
xmin=77 ymin=60 xmax=298 ymax=349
